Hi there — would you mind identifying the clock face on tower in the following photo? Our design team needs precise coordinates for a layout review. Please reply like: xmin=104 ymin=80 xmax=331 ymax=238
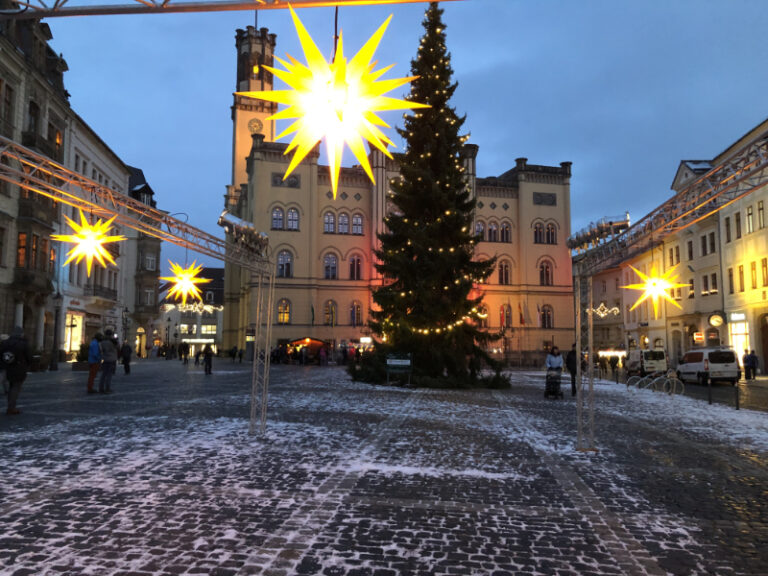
xmin=248 ymin=118 xmax=263 ymax=134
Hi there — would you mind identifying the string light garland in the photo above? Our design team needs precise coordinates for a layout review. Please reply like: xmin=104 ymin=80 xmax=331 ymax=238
xmin=51 ymin=209 xmax=126 ymax=277
xmin=236 ymin=6 xmax=429 ymax=198
xmin=160 ymin=260 xmax=212 ymax=306
xmin=622 ymin=264 xmax=689 ymax=319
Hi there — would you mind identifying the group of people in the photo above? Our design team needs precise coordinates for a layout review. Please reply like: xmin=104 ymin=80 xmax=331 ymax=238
xmin=86 ymin=329 xmax=133 ymax=394
xmin=743 ymin=349 xmax=760 ymax=381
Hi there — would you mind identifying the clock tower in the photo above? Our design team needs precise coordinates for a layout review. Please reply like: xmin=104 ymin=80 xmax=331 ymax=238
xmin=230 ymin=25 xmax=277 ymax=194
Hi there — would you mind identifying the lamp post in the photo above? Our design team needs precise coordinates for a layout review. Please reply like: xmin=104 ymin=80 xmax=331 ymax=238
xmin=49 ymin=292 xmax=63 ymax=371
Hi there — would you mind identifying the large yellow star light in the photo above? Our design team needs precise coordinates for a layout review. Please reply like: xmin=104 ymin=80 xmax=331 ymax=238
xmin=622 ymin=265 xmax=689 ymax=319
xmin=51 ymin=209 xmax=126 ymax=277
xmin=236 ymin=6 xmax=429 ymax=198
xmin=160 ymin=261 xmax=212 ymax=306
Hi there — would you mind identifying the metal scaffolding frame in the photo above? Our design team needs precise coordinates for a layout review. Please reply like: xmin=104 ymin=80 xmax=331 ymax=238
xmin=575 ymin=130 xmax=768 ymax=277
xmin=0 ymin=135 xmax=274 ymax=434
xmin=0 ymin=0 xmax=462 ymax=19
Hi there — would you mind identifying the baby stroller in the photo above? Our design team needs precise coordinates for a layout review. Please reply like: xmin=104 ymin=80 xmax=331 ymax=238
xmin=545 ymin=368 xmax=564 ymax=399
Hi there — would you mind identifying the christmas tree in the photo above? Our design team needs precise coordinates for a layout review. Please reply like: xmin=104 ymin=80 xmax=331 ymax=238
xmin=370 ymin=2 xmax=497 ymax=384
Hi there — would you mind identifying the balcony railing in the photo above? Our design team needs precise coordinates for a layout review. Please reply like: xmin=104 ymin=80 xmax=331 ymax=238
xmin=85 ymin=285 xmax=118 ymax=302
xmin=21 ymin=130 xmax=64 ymax=162
xmin=17 ymin=195 xmax=57 ymax=225
xmin=13 ymin=267 xmax=53 ymax=292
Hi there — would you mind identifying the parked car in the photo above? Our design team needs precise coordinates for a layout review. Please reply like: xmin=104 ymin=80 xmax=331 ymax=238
xmin=627 ymin=349 xmax=668 ymax=376
xmin=676 ymin=348 xmax=741 ymax=386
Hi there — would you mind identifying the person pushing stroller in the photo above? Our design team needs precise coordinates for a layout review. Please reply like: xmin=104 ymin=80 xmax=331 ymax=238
xmin=545 ymin=346 xmax=564 ymax=399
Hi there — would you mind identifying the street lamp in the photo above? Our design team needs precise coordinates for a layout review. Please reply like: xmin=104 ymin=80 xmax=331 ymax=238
xmin=49 ymin=292 xmax=63 ymax=371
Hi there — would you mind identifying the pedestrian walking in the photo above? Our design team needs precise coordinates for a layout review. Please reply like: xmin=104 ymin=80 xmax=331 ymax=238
xmin=194 ymin=350 xmax=201 ymax=366
xmin=238 ymin=348 xmax=244 ymax=363
xmin=99 ymin=329 xmax=118 ymax=393
xmin=743 ymin=350 xmax=751 ymax=380
xmin=87 ymin=332 xmax=103 ymax=394
xmin=120 ymin=342 xmax=132 ymax=375
xmin=203 ymin=344 xmax=214 ymax=375
xmin=1 ymin=326 xmax=31 ymax=415
xmin=748 ymin=350 xmax=759 ymax=380
xmin=565 ymin=343 xmax=578 ymax=396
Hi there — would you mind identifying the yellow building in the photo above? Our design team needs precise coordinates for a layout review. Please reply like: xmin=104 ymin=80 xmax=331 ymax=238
xmin=223 ymin=26 xmax=575 ymax=362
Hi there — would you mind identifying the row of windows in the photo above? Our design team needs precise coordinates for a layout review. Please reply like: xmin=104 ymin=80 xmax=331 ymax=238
xmin=479 ymin=303 xmax=555 ymax=329
xmin=272 ymin=209 xmax=366 ymax=235
xmin=15 ymin=232 xmax=56 ymax=274
xmin=271 ymin=208 xmax=300 ymax=230
xmin=275 ymin=299 xmax=557 ymax=329
xmin=727 ymin=258 xmax=768 ymax=293
xmin=277 ymin=251 xmax=364 ymax=280
xmin=475 ymin=221 xmax=512 ymax=243
xmin=533 ymin=223 xmax=558 ymax=245
xmin=324 ymin=212 xmax=364 ymax=235
xmin=725 ymin=201 xmax=765 ymax=242
xmin=277 ymin=250 xmax=556 ymax=287
xmin=276 ymin=299 xmax=364 ymax=326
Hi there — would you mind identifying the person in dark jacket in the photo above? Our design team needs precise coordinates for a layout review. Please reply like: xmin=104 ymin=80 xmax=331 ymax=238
xmin=98 ymin=329 xmax=118 ymax=393
xmin=203 ymin=344 xmax=214 ymax=375
xmin=120 ymin=342 xmax=132 ymax=375
xmin=565 ymin=344 xmax=578 ymax=397
xmin=1 ymin=326 xmax=32 ymax=415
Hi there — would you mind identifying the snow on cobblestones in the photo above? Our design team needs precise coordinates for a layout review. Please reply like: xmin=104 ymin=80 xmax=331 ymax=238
xmin=0 ymin=365 xmax=764 ymax=574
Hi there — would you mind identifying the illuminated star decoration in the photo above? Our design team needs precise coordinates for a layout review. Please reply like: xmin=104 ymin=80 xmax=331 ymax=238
xmin=160 ymin=261 xmax=212 ymax=306
xmin=622 ymin=265 xmax=689 ymax=319
xmin=51 ymin=209 xmax=126 ymax=277
xmin=236 ymin=6 xmax=429 ymax=198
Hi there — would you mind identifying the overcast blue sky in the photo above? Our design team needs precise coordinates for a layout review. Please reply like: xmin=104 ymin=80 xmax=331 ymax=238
xmin=46 ymin=0 xmax=768 ymax=269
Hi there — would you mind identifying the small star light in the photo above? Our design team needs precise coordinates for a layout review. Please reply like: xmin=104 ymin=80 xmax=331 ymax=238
xmin=51 ymin=209 xmax=126 ymax=277
xmin=160 ymin=261 xmax=212 ymax=306
xmin=622 ymin=265 xmax=689 ymax=319
xmin=236 ymin=6 xmax=429 ymax=198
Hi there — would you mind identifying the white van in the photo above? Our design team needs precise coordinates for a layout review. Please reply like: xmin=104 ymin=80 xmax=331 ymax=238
xmin=676 ymin=348 xmax=740 ymax=386
xmin=627 ymin=349 xmax=669 ymax=376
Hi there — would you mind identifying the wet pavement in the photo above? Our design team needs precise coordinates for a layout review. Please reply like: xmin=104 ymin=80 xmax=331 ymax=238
xmin=1 ymin=359 xmax=767 ymax=575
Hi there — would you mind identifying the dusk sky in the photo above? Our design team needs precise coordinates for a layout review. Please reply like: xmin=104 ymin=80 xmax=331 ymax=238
xmin=45 ymin=0 xmax=768 ymax=269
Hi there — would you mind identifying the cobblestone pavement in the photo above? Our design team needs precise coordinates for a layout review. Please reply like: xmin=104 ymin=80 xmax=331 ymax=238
xmin=1 ymin=359 xmax=767 ymax=575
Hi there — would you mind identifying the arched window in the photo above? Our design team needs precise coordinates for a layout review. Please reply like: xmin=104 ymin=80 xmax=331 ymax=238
xmin=349 ymin=255 xmax=362 ymax=280
xmin=324 ymin=254 xmax=338 ymax=279
xmin=475 ymin=221 xmax=485 ymax=241
xmin=539 ymin=260 xmax=553 ymax=286
xmin=277 ymin=298 xmax=291 ymax=324
xmin=533 ymin=222 xmax=544 ymax=244
xmin=350 ymin=301 xmax=362 ymax=326
xmin=324 ymin=300 xmax=337 ymax=326
xmin=488 ymin=223 xmax=498 ymax=242
xmin=277 ymin=250 xmax=293 ymax=278
xmin=501 ymin=223 xmax=511 ymax=243
xmin=338 ymin=213 xmax=350 ymax=234
xmin=500 ymin=304 xmax=512 ymax=328
xmin=323 ymin=211 xmax=335 ymax=233
xmin=540 ymin=305 xmax=554 ymax=329
xmin=287 ymin=208 xmax=299 ymax=230
xmin=271 ymin=207 xmax=284 ymax=230
xmin=352 ymin=214 xmax=363 ymax=235
xmin=498 ymin=261 xmax=510 ymax=285
xmin=546 ymin=223 xmax=557 ymax=244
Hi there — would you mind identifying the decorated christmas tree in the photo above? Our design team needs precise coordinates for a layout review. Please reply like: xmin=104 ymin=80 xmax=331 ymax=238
xmin=370 ymin=2 xmax=497 ymax=385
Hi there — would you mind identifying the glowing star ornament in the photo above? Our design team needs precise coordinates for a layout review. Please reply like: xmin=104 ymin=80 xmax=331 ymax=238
xmin=160 ymin=261 xmax=212 ymax=306
xmin=51 ymin=210 xmax=126 ymax=277
xmin=622 ymin=265 xmax=689 ymax=319
xmin=236 ymin=6 xmax=429 ymax=198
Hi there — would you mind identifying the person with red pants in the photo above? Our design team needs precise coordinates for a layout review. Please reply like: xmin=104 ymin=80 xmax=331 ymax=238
xmin=87 ymin=332 xmax=103 ymax=394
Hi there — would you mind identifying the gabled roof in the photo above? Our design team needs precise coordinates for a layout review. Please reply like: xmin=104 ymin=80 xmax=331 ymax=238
xmin=671 ymin=160 xmax=712 ymax=193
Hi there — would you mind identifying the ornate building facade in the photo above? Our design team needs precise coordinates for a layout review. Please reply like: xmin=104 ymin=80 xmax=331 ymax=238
xmin=222 ymin=26 xmax=575 ymax=362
